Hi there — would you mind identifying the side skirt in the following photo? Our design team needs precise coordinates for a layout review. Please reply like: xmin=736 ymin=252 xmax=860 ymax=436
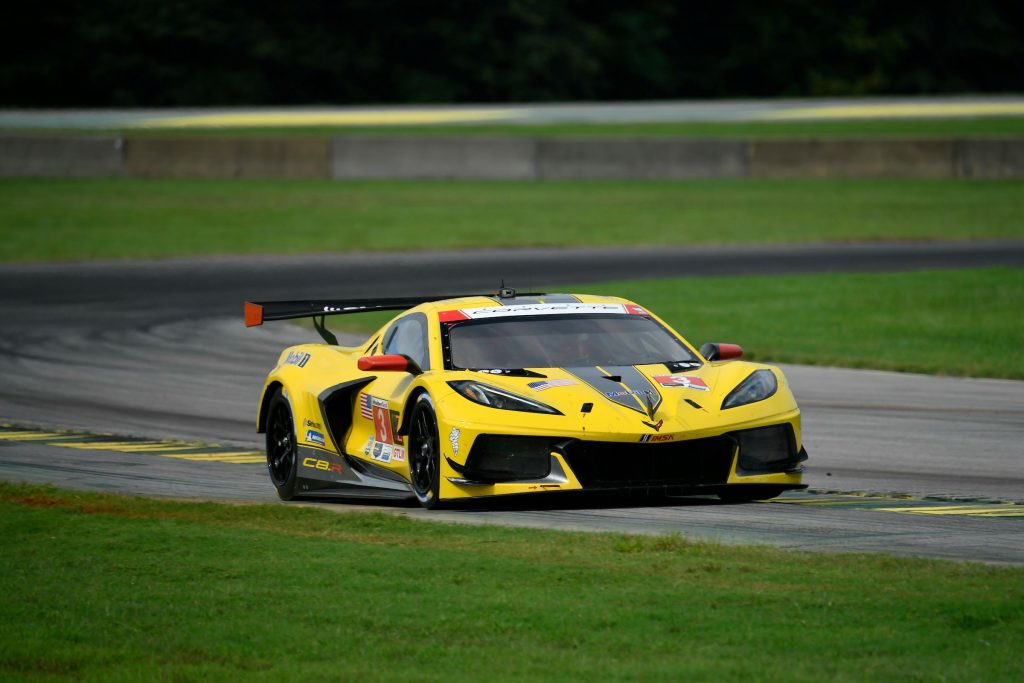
xmin=294 ymin=445 xmax=413 ymax=500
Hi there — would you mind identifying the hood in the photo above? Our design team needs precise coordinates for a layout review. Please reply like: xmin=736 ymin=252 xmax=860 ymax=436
xmin=461 ymin=361 xmax=792 ymax=437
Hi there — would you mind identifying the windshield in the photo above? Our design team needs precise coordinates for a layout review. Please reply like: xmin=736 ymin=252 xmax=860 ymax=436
xmin=448 ymin=314 xmax=698 ymax=369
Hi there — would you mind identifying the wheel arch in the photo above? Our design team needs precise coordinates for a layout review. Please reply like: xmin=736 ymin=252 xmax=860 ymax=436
xmin=257 ymin=381 xmax=284 ymax=434
xmin=398 ymin=386 xmax=430 ymax=439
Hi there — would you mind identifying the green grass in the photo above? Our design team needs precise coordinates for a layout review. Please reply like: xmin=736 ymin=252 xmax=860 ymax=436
xmin=326 ymin=268 xmax=1024 ymax=379
xmin=2 ymin=178 xmax=1022 ymax=262
xmin=584 ymin=268 xmax=1024 ymax=379
xmin=9 ymin=116 xmax=1024 ymax=138
xmin=1 ymin=482 xmax=1021 ymax=682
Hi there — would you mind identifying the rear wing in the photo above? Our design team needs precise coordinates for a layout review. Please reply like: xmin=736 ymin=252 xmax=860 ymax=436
xmin=243 ymin=296 xmax=479 ymax=327
xmin=244 ymin=289 xmax=541 ymax=344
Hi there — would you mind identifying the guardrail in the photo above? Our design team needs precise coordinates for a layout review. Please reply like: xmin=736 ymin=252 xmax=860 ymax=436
xmin=2 ymin=135 xmax=1022 ymax=179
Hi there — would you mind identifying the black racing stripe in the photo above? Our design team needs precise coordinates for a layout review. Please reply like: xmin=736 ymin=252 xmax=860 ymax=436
xmin=612 ymin=365 xmax=663 ymax=417
xmin=566 ymin=365 xmax=662 ymax=415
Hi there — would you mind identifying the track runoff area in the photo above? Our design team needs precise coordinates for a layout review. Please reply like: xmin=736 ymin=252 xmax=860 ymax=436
xmin=2 ymin=419 xmax=1021 ymax=565
xmin=1 ymin=242 xmax=1022 ymax=566
xmin=2 ymin=424 xmax=1019 ymax=519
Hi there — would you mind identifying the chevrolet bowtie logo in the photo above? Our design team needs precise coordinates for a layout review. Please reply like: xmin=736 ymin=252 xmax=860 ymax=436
xmin=642 ymin=419 xmax=664 ymax=432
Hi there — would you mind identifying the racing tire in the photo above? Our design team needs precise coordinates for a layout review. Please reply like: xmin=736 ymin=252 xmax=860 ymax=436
xmin=265 ymin=387 xmax=298 ymax=501
xmin=717 ymin=486 xmax=785 ymax=503
xmin=408 ymin=393 xmax=441 ymax=509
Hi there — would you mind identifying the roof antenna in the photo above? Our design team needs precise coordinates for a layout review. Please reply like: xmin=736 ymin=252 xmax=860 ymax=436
xmin=498 ymin=279 xmax=515 ymax=299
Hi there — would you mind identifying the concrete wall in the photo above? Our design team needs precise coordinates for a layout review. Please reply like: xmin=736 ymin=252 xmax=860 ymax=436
xmin=748 ymin=139 xmax=955 ymax=179
xmin=955 ymin=139 xmax=1024 ymax=179
xmin=2 ymin=134 xmax=1022 ymax=179
xmin=0 ymin=136 xmax=122 ymax=177
xmin=332 ymin=136 xmax=535 ymax=179
xmin=123 ymin=137 xmax=330 ymax=178
xmin=536 ymin=138 xmax=747 ymax=179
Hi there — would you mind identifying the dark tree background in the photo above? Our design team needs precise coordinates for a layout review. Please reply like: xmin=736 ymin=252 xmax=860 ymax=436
xmin=2 ymin=0 xmax=1022 ymax=106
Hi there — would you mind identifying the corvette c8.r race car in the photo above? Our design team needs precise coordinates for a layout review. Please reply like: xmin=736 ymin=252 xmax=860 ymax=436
xmin=245 ymin=290 xmax=807 ymax=508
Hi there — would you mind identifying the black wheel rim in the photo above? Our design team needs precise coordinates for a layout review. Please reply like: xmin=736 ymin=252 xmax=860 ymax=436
xmin=267 ymin=401 xmax=295 ymax=486
xmin=410 ymin=407 xmax=438 ymax=495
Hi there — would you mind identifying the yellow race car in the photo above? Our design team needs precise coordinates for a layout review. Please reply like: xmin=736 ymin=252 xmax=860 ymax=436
xmin=245 ymin=290 xmax=807 ymax=508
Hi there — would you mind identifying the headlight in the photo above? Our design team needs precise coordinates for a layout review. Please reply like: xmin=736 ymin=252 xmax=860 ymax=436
xmin=721 ymin=370 xmax=778 ymax=409
xmin=448 ymin=381 xmax=562 ymax=415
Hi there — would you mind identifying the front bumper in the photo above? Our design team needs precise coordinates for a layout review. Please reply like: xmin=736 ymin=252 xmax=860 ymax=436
xmin=439 ymin=421 xmax=807 ymax=500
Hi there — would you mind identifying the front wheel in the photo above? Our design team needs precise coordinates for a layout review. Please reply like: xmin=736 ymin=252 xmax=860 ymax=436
xmin=265 ymin=388 xmax=298 ymax=500
xmin=408 ymin=394 xmax=441 ymax=509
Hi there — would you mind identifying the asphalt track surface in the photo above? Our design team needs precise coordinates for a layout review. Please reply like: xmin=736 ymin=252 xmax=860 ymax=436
xmin=1 ymin=241 xmax=1022 ymax=564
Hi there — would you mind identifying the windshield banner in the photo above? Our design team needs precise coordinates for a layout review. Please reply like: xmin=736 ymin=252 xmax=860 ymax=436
xmin=440 ymin=303 xmax=647 ymax=321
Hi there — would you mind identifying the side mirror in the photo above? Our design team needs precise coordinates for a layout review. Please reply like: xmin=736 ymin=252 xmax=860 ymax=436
xmin=357 ymin=354 xmax=421 ymax=374
xmin=699 ymin=343 xmax=743 ymax=362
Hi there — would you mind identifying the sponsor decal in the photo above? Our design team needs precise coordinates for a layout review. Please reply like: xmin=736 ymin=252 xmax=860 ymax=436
xmin=639 ymin=433 xmax=674 ymax=443
xmin=653 ymin=375 xmax=710 ymax=391
xmin=303 ymin=418 xmax=322 ymax=429
xmin=641 ymin=419 xmax=664 ymax=432
xmin=284 ymin=351 xmax=311 ymax=368
xmin=305 ymin=429 xmax=326 ymax=446
xmin=449 ymin=427 xmax=461 ymax=455
xmin=302 ymin=456 xmax=342 ymax=475
xmin=363 ymin=407 xmax=404 ymax=465
xmin=366 ymin=402 xmax=404 ymax=448
xmin=528 ymin=378 xmax=577 ymax=391
xmin=373 ymin=405 xmax=393 ymax=444
xmin=605 ymin=389 xmax=648 ymax=399
xmin=389 ymin=410 xmax=403 ymax=445
xmin=371 ymin=443 xmax=392 ymax=463
xmin=360 ymin=394 xmax=389 ymax=420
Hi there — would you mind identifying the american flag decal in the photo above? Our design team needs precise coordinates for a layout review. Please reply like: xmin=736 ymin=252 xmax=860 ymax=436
xmin=528 ymin=378 xmax=577 ymax=391
xmin=359 ymin=393 xmax=373 ymax=419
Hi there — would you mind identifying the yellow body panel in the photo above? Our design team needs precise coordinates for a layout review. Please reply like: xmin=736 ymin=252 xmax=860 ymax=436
xmin=257 ymin=294 xmax=805 ymax=501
